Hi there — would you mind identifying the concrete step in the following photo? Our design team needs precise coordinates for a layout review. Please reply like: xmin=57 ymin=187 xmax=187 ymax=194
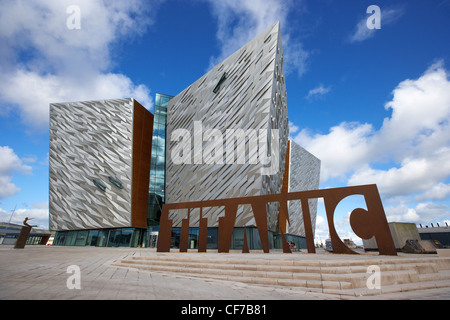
xmin=332 ymin=279 xmax=450 ymax=297
xmin=127 ymin=255 xmax=450 ymax=270
xmin=121 ymin=255 xmax=450 ymax=275
xmin=112 ymin=255 xmax=450 ymax=296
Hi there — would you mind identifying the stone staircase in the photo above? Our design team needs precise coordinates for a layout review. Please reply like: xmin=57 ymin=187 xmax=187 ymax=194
xmin=112 ymin=254 xmax=450 ymax=297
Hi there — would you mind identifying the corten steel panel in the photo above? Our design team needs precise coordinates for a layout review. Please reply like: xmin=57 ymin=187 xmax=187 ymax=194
xmin=279 ymin=140 xmax=290 ymax=234
xmin=165 ymin=21 xmax=289 ymax=232
xmin=131 ymin=100 xmax=153 ymax=228
xmin=157 ymin=184 xmax=397 ymax=256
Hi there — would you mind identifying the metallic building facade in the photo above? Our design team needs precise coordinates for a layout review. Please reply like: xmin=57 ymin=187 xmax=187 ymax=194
xmin=49 ymin=98 xmax=153 ymax=231
xmin=165 ymin=22 xmax=289 ymax=232
xmin=286 ymin=141 xmax=321 ymax=237
xmin=48 ymin=22 xmax=321 ymax=249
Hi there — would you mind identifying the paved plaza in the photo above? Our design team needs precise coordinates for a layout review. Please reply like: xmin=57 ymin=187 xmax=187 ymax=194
xmin=1 ymin=245 xmax=450 ymax=301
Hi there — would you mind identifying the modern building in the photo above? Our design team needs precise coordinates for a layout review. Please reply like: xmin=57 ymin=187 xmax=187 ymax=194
xmin=147 ymin=93 xmax=173 ymax=226
xmin=147 ymin=93 xmax=173 ymax=248
xmin=0 ymin=222 xmax=52 ymax=246
xmin=281 ymin=141 xmax=320 ymax=249
xmin=418 ymin=224 xmax=450 ymax=247
xmin=48 ymin=21 xmax=321 ymax=250
xmin=49 ymin=98 xmax=153 ymax=247
xmin=163 ymin=21 xmax=319 ymax=250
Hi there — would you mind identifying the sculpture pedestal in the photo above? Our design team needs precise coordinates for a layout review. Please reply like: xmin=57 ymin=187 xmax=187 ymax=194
xmin=14 ymin=226 xmax=32 ymax=249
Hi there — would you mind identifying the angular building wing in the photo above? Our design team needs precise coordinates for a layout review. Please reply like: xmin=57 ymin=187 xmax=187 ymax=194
xmin=49 ymin=98 xmax=153 ymax=231
xmin=165 ymin=22 xmax=289 ymax=232
xmin=286 ymin=141 xmax=321 ymax=237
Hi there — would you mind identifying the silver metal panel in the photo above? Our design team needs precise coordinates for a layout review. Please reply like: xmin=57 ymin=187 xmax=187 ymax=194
xmin=287 ymin=141 xmax=321 ymax=237
xmin=166 ymin=22 xmax=288 ymax=231
xmin=49 ymin=98 xmax=135 ymax=230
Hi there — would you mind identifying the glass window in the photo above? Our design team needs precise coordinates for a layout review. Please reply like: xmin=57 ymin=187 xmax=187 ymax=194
xmin=151 ymin=154 xmax=157 ymax=166
xmin=155 ymin=177 xmax=164 ymax=190
xmin=97 ymin=230 xmax=109 ymax=247
xmin=188 ymin=228 xmax=199 ymax=249
xmin=231 ymin=228 xmax=244 ymax=250
xmin=159 ymin=130 xmax=166 ymax=141
xmin=160 ymin=97 xmax=170 ymax=107
xmin=131 ymin=229 xmax=144 ymax=248
xmin=156 ymin=145 xmax=165 ymax=155
xmin=119 ymin=229 xmax=133 ymax=247
xmin=107 ymin=229 xmax=120 ymax=247
xmin=93 ymin=179 xmax=107 ymax=192
xmin=159 ymin=108 xmax=167 ymax=117
xmin=87 ymin=230 xmax=99 ymax=246
xmin=207 ymin=228 xmax=218 ymax=249
xmin=170 ymin=228 xmax=181 ymax=248
xmin=54 ymin=231 xmax=67 ymax=246
xmin=156 ymin=155 xmax=165 ymax=166
xmin=75 ymin=230 xmax=88 ymax=246
xmin=249 ymin=228 xmax=262 ymax=251
xmin=65 ymin=231 xmax=77 ymax=246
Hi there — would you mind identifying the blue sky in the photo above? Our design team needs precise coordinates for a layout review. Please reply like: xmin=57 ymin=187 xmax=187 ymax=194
xmin=0 ymin=0 xmax=449 ymax=245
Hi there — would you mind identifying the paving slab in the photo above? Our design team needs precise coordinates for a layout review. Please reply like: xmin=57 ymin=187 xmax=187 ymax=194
xmin=1 ymin=245 xmax=449 ymax=301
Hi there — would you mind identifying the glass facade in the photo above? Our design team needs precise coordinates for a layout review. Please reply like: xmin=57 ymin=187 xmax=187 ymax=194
xmin=148 ymin=93 xmax=173 ymax=226
xmin=165 ymin=227 xmax=307 ymax=251
xmin=52 ymin=94 xmax=174 ymax=248
xmin=50 ymin=93 xmax=308 ymax=251
xmin=53 ymin=228 xmax=147 ymax=247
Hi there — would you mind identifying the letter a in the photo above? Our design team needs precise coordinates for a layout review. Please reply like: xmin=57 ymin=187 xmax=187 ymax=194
xmin=66 ymin=5 xmax=81 ymax=30
xmin=366 ymin=5 xmax=381 ymax=30
xmin=366 ymin=265 xmax=381 ymax=289
xmin=66 ymin=265 xmax=81 ymax=289
xmin=171 ymin=129 xmax=192 ymax=164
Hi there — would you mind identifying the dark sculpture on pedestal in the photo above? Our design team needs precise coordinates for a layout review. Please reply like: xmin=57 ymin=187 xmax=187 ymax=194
xmin=14 ymin=217 xmax=38 ymax=249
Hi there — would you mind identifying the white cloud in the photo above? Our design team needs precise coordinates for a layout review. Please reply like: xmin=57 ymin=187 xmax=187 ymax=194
xmin=348 ymin=7 xmax=404 ymax=43
xmin=1 ymin=69 xmax=152 ymax=130
xmin=294 ymin=121 xmax=374 ymax=182
xmin=205 ymin=0 xmax=309 ymax=77
xmin=0 ymin=146 xmax=32 ymax=199
xmin=288 ymin=121 xmax=299 ymax=137
xmin=306 ymin=84 xmax=331 ymax=100
xmin=385 ymin=203 xmax=421 ymax=223
xmin=293 ymin=62 xmax=450 ymax=199
xmin=0 ymin=0 xmax=161 ymax=131
xmin=385 ymin=202 xmax=450 ymax=224
xmin=313 ymin=212 xmax=331 ymax=244
xmin=291 ymin=61 xmax=450 ymax=228
xmin=416 ymin=183 xmax=450 ymax=202
xmin=348 ymin=152 xmax=450 ymax=196
xmin=283 ymin=38 xmax=310 ymax=78
xmin=0 ymin=206 xmax=49 ymax=229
